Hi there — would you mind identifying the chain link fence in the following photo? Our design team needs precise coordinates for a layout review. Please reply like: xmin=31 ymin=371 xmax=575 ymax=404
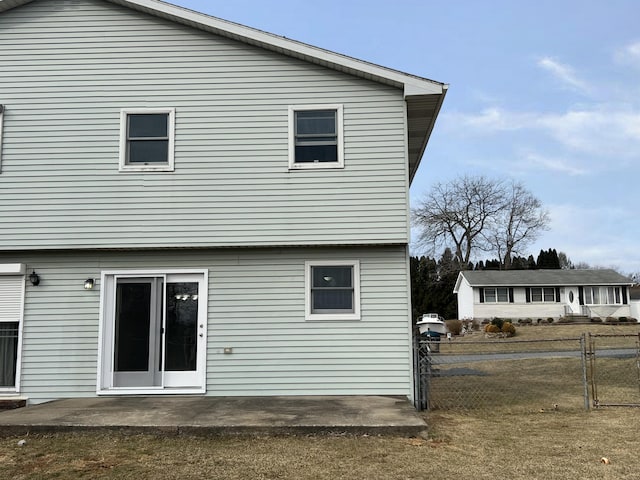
xmin=588 ymin=333 xmax=640 ymax=407
xmin=414 ymin=332 xmax=640 ymax=412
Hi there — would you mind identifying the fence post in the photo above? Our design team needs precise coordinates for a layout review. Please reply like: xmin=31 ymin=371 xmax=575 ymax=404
xmin=580 ymin=333 xmax=590 ymax=411
xmin=412 ymin=334 xmax=419 ymax=410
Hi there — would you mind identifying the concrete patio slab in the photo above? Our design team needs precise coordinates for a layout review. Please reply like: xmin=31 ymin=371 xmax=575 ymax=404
xmin=0 ymin=396 xmax=426 ymax=437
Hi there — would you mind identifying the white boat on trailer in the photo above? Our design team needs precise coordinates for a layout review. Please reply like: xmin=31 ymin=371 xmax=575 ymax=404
xmin=416 ymin=313 xmax=447 ymax=336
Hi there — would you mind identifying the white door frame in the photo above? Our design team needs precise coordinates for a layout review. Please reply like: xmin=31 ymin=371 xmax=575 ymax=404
xmin=566 ymin=286 xmax=581 ymax=314
xmin=97 ymin=269 xmax=208 ymax=395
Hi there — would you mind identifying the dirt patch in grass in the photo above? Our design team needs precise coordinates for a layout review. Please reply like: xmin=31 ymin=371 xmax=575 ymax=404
xmin=3 ymin=409 xmax=640 ymax=480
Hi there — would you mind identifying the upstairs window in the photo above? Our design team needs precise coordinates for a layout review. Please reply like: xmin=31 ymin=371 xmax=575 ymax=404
xmin=289 ymin=105 xmax=344 ymax=169
xmin=120 ymin=108 xmax=175 ymax=172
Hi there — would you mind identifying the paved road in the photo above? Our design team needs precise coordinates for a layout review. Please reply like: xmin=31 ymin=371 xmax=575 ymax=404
xmin=430 ymin=348 xmax=637 ymax=365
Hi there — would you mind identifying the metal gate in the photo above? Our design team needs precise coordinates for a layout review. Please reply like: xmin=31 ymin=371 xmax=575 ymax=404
xmin=588 ymin=333 xmax=640 ymax=408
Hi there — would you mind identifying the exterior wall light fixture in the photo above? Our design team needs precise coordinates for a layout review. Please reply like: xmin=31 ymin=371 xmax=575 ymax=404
xmin=29 ymin=270 xmax=40 ymax=286
xmin=84 ymin=278 xmax=95 ymax=290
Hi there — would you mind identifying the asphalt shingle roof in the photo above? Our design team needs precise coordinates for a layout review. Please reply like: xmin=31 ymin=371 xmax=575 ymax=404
xmin=460 ymin=269 xmax=633 ymax=287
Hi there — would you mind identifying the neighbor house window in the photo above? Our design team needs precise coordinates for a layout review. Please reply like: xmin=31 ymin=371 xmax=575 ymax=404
xmin=529 ymin=287 xmax=558 ymax=303
xmin=482 ymin=287 xmax=509 ymax=303
xmin=584 ymin=286 xmax=622 ymax=305
xmin=584 ymin=287 xmax=600 ymax=305
xmin=289 ymin=105 xmax=344 ymax=169
xmin=119 ymin=108 xmax=175 ymax=171
xmin=305 ymin=260 xmax=360 ymax=320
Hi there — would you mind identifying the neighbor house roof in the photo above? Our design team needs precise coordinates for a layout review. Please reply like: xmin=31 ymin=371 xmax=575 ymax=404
xmin=454 ymin=269 xmax=634 ymax=292
xmin=0 ymin=0 xmax=447 ymax=182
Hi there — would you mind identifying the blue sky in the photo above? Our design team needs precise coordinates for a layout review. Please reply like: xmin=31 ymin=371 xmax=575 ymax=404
xmin=171 ymin=0 xmax=640 ymax=273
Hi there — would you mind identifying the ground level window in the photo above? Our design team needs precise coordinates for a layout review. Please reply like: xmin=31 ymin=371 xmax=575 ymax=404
xmin=530 ymin=287 xmax=557 ymax=302
xmin=305 ymin=261 xmax=360 ymax=320
xmin=0 ymin=271 xmax=25 ymax=391
xmin=585 ymin=286 xmax=623 ymax=305
xmin=0 ymin=322 xmax=18 ymax=387
xmin=483 ymin=287 xmax=509 ymax=303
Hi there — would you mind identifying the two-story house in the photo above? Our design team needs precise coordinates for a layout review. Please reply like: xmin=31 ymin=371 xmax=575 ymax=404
xmin=0 ymin=0 xmax=446 ymax=404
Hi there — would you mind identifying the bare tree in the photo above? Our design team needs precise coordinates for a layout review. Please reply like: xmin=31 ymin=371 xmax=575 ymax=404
xmin=412 ymin=175 xmax=506 ymax=265
xmin=483 ymin=181 xmax=550 ymax=269
xmin=412 ymin=175 xmax=549 ymax=269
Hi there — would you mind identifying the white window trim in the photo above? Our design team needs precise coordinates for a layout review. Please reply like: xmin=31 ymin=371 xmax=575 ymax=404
xmin=0 ymin=269 xmax=26 ymax=394
xmin=288 ymin=104 xmax=344 ymax=170
xmin=305 ymin=260 xmax=360 ymax=321
xmin=119 ymin=108 xmax=175 ymax=172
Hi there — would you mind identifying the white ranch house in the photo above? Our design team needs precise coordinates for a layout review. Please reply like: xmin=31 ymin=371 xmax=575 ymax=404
xmin=454 ymin=270 xmax=635 ymax=322
xmin=0 ymin=0 xmax=446 ymax=404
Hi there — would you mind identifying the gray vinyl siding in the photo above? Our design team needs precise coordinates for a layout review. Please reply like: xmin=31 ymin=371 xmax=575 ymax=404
xmin=3 ymin=246 xmax=412 ymax=402
xmin=0 ymin=0 xmax=410 ymax=250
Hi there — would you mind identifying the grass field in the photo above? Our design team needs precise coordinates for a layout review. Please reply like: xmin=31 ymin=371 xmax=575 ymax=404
xmin=2 ymin=408 xmax=640 ymax=479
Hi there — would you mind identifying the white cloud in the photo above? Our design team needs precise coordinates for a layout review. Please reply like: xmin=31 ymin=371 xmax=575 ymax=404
xmin=534 ymin=204 xmax=640 ymax=272
xmin=536 ymin=107 xmax=640 ymax=157
xmin=442 ymin=106 xmax=640 ymax=160
xmin=614 ymin=41 xmax=640 ymax=67
xmin=537 ymin=57 xmax=592 ymax=94
xmin=520 ymin=152 xmax=587 ymax=176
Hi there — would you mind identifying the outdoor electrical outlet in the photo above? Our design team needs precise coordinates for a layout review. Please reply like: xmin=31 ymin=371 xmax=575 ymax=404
xmin=223 ymin=347 xmax=233 ymax=354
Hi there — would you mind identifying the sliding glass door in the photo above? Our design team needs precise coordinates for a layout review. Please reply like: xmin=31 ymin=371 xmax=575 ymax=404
xmin=100 ymin=271 xmax=207 ymax=393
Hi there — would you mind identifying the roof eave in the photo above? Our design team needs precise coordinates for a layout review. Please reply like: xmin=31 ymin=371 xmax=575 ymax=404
xmin=407 ymin=85 xmax=448 ymax=184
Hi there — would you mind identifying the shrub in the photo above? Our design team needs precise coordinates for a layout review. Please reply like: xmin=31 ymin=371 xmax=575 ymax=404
xmin=502 ymin=321 xmax=516 ymax=335
xmin=619 ymin=316 xmax=628 ymax=323
xmin=472 ymin=320 xmax=481 ymax=331
xmin=590 ymin=317 xmax=603 ymax=323
xmin=546 ymin=317 xmax=554 ymax=324
xmin=485 ymin=324 xmax=500 ymax=333
xmin=605 ymin=317 xmax=619 ymax=323
xmin=537 ymin=318 xmax=543 ymax=325
xmin=446 ymin=319 xmax=463 ymax=335
xmin=629 ymin=318 xmax=638 ymax=323
xmin=490 ymin=317 xmax=504 ymax=330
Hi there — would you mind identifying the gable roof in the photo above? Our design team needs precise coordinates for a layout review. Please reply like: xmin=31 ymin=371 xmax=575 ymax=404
xmin=455 ymin=269 xmax=634 ymax=292
xmin=0 ymin=0 xmax=447 ymax=181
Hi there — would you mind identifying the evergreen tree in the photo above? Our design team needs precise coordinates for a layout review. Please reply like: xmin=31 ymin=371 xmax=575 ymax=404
xmin=536 ymin=248 xmax=560 ymax=269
